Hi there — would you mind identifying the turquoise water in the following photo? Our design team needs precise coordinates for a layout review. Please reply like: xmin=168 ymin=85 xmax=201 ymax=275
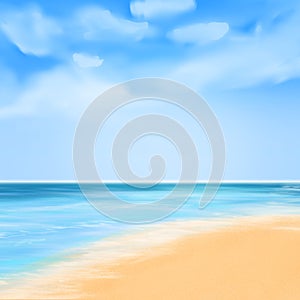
xmin=1 ymin=183 xmax=300 ymax=280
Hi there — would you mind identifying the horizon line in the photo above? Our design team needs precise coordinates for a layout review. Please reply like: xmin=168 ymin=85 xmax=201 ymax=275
xmin=0 ymin=180 xmax=300 ymax=183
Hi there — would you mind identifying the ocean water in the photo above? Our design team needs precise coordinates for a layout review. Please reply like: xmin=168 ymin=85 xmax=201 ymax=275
xmin=1 ymin=182 xmax=300 ymax=281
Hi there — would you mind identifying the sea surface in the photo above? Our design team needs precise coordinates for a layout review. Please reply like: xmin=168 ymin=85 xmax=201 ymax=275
xmin=1 ymin=182 xmax=300 ymax=281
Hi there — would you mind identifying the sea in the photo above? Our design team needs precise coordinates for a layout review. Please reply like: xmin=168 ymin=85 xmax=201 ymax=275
xmin=1 ymin=182 xmax=300 ymax=281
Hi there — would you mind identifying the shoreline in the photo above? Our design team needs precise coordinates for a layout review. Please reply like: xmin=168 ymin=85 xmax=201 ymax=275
xmin=2 ymin=215 xmax=300 ymax=299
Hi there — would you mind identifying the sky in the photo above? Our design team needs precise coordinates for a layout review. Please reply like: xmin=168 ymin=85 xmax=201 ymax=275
xmin=0 ymin=0 xmax=299 ymax=181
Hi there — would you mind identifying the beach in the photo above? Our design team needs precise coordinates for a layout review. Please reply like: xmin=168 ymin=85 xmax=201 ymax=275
xmin=2 ymin=215 xmax=300 ymax=299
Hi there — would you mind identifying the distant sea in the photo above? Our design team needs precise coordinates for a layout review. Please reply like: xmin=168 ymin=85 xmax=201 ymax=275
xmin=1 ymin=182 xmax=300 ymax=281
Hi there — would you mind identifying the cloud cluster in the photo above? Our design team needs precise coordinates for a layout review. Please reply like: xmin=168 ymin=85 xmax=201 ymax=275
xmin=0 ymin=5 xmax=151 ymax=58
xmin=1 ymin=1 xmax=300 ymax=120
xmin=0 ymin=4 xmax=151 ymax=119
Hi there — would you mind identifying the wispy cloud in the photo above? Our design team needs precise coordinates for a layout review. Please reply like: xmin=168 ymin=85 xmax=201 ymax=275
xmin=77 ymin=6 xmax=150 ymax=41
xmin=170 ymin=8 xmax=300 ymax=89
xmin=0 ymin=66 xmax=110 ymax=119
xmin=130 ymin=0 xmax=196 ymax=19
xmin=168 ymin=22 xmax=229 ymax=44
xmin=72 ymin=52 xmax=104 ymax=68
xmin=0 ymin=6 xmax=62 ymax=56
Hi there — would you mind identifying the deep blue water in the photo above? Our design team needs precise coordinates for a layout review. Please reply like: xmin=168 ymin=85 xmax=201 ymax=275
xmin=0 ymin=183 xmax=300 ymax=280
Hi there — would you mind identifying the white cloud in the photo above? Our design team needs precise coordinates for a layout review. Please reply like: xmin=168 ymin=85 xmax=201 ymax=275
xmin=0 ymin=6 xmax=62 ymax=56
xmin=73 ymin=52 xmax=104 ymax=68
xmin=168 ymin=22 xmax=229 ymax=44
xmin=169 ymin=9 xmax=300 ymax=89
xmin=0 ymin=66 xmax=110 ymax=119
xmin=130 ymin=0 xmax=196 ymax=19
xmin=78 ymin=7 xmax=150 ymax=41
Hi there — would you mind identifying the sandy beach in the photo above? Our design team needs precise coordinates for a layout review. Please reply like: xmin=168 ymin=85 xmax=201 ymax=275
xmin=2 ymin=216 xmax=300 ymax=299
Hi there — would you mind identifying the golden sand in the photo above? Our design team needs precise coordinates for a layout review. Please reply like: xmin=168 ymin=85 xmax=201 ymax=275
xmin=2 ymin=216 xmax=300 ymax=299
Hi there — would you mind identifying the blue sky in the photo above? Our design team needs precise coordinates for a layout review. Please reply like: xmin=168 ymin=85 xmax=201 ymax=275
xmin=0 ymin=0 xmax=299 ymax=180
